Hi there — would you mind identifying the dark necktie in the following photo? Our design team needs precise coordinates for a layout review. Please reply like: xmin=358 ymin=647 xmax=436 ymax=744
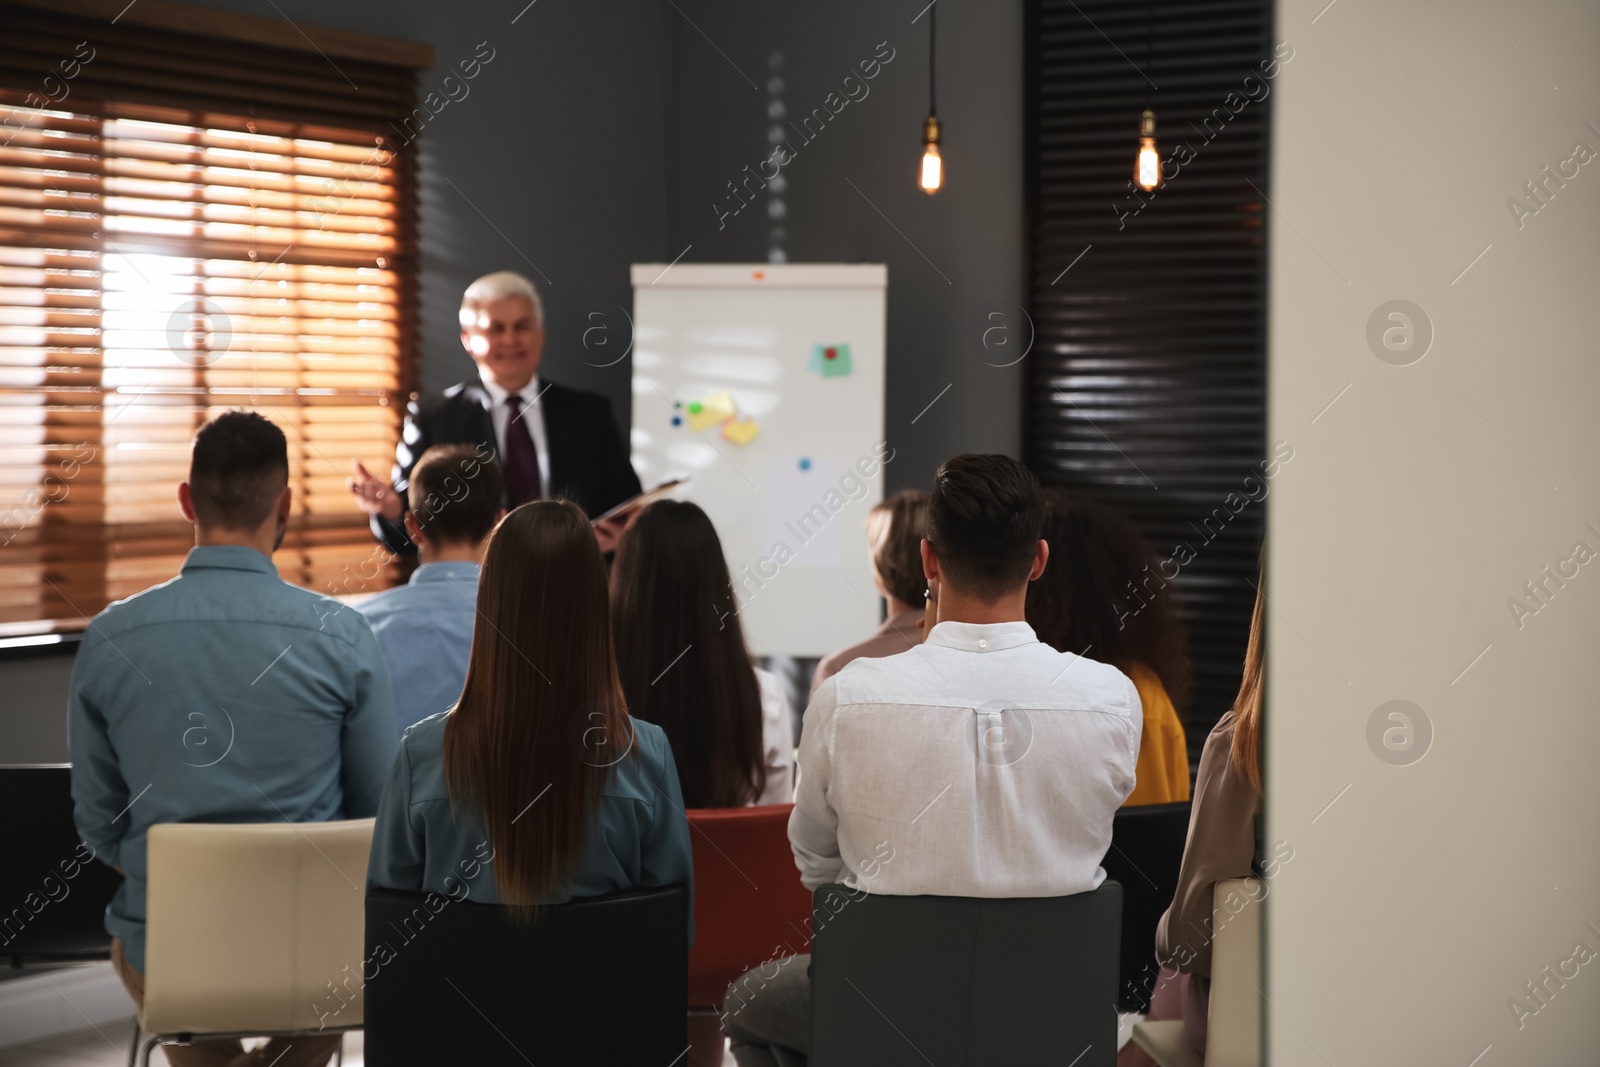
xmin=502 ymin=394 xmax=543 ymax=506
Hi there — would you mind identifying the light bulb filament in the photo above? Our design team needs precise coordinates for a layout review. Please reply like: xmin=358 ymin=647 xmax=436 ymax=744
xmin=1136 ymin=137 xmax=1160 ymax=191
xmin=920 ymin=143 xmax=942 ymax=194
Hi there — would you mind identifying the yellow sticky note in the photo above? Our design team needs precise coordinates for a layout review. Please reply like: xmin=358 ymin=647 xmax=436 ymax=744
xmin=684 ymin=390 xmax=736 ymax=431
xmin=721 ymin=417 xmax=760 ymax=446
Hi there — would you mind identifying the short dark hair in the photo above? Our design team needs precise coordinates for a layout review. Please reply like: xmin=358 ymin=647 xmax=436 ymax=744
xmin=188 ymin=411 xmax=288 ymax=530
xmin=408 ymin=444 xmax=504 ymax=546
xmin=927 ymin=454 xmax=1044 ymax=600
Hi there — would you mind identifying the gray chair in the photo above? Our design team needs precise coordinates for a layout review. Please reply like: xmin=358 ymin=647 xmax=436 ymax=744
xmin=810 ymin=880 xmax=1123 ymax=1066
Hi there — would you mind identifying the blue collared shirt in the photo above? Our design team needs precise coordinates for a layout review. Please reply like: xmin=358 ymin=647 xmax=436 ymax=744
xmin=355 ymin=561 xmax=480 ymax=734
xmin=67 ymin=545 xmax=398 ymax=972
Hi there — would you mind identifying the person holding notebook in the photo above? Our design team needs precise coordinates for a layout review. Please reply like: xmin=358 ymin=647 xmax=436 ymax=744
xmin=346 ymin=270 xmax=641 ymax=553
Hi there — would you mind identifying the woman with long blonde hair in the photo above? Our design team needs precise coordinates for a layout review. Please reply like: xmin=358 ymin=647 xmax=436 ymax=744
xmin=1143 ymin=578 xmax=1271 ymax=1059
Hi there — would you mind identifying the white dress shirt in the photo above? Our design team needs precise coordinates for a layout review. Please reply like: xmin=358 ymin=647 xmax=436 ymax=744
xmin=477 ymin=369 xmax=551 ymax=495
xmin=754 ymin=667 xmax=797 ymax=806
xmin=789 ymin=620 xmax=1142 ymax=895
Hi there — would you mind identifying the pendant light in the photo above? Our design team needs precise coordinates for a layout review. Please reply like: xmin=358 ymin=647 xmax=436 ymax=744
xmin=918 ymin=3 xmax=943 ymax=194
xmin=1136 ymin=110 xmax=1159 ymax=191
xmin=1134 ymin=3 xmax=1159 ymax=192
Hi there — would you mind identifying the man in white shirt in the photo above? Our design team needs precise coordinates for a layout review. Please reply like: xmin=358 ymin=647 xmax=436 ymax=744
xmin=720 ymin=453 xmax=1142 ymax=1067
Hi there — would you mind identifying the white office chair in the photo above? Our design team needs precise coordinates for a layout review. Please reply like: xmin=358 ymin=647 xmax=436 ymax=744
xmin=1132 ymin=877 xmax=1262 ymax=1067
xmin=132 ymin=819 xmax=375 ymax=1067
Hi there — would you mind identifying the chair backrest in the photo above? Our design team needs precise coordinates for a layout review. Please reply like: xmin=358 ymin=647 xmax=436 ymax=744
xmin=0 ymin=764 xmax=122 ymax=963
xmin=364 ymin=883 xmax=687 ymax=1065
xmin=1205 ymin=877 xmax=1262 ymax=1067
xmin=809 ymin=881 xmax=1123 ymax=1067
xmin=1102 ymin=801 xmax=1192 ymax=1011
xmin=686 ymin=803 xmax=811 ymax=1006
xmin=142 ymin=819 xmax=374 ymax=1034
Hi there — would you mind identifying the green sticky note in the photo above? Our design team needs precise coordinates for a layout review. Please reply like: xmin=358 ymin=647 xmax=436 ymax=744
xmin=809 ymin=343 xmax=852 ymax=377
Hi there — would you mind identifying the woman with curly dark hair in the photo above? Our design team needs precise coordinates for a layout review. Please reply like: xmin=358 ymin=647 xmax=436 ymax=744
xmin=1025 ymin=489 xmax=1192 ymax=805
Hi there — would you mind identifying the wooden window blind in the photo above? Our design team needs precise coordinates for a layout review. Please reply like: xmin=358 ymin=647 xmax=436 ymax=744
xmin=0 ymin=2 xmax=421 ymax=633
xmin=1025 ymin=0 xmax=1272 ymax=762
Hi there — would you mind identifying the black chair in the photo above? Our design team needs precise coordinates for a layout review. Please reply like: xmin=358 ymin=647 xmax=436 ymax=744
xmin=810 ymin=881 xmax=1122 ymax=1067
xmin=364 ymin=884 xmax=687 ymax=1066
xmin=1101 ymin=801 xmax=1193 ymax=1012
xmin=0 ymin=764 xmax=122 ymax=966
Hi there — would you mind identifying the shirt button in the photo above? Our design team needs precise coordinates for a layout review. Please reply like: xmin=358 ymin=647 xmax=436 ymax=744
xmin=978 ymin=639 xmax=988 ymax=649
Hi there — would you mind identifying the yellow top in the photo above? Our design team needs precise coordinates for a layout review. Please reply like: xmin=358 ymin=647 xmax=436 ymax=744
xmin=1122 ymin=663 xmax=1191 ymax=806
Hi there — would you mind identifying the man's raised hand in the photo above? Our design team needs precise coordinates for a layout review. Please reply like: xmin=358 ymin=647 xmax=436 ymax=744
xmin=347 ymin=459 xmax=403 ymax=522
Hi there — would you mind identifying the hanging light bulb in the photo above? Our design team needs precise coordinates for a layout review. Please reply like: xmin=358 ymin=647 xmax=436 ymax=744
xmin=1135 ymin=109 xmax=1160 ymax=191
xmin=920 ymin=116 xmax=943 ymax=195
xmin=917 ymin=3 xmax=942 ymax=194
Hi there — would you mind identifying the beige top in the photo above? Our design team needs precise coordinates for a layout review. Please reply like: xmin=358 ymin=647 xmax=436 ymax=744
xmin=1155 ymin=710 xmax=1259 ymax=978
xmin=809 ymin=607 xmax=925 ymax=695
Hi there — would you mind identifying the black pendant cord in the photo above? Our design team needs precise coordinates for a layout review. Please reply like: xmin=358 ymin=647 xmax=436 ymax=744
xmin=929 ymin=3 xmax=937 ymax=118
xmin=1144 ymin=1 xmax=1153 ymax=110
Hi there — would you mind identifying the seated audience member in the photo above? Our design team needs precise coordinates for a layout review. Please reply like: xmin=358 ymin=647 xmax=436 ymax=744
xmin=357 ymin=444 xmax=505 ymax=733
xmin=611 ymin=500 xmax=794 ymax=1067
xmin=1026 ymin=490 xmax=1191 ymax=805
xmin=1144 ymin=584 xmax=1265 ymax=1060
xmin=809 ymin=489 xmax=929 ymax=695
xmin=610 ymin=500 xmax=794 ymax=808
xmin=721 ymin=454 xmax=1143 ymax=1067
xmin=69 ymin=411 xmax=396 ymax=1067
xmin=367 ymin=500 xmax=693 ymax=922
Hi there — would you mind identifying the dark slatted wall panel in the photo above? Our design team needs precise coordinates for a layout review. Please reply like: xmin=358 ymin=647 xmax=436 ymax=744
xmin=1025 ymin=0 xmax=1272 ymax=760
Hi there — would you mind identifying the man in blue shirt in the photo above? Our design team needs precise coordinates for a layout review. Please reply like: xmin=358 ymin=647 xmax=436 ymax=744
xmin=69 ymin=411 xmax=396 ymax=1067
xmin=356 ymin=444 xmax=504 ymax=733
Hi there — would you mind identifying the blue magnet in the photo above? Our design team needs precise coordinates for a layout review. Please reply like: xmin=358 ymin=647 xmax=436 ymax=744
xmin=799 ymin=457 xmax=811 ymax=471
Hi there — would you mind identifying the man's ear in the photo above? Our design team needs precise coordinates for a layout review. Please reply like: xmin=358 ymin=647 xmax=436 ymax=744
xmin=404 ymin=510 xmax=424 ymax=546
xmin=276 ymin=484 xmax=292 ymax=521
xmin=178 ymin=482 xmax=198 ymax=524
xmin=1028 ymin=538 xmax=1049 ymax=582
xmin=920 ymin=537 xmax=940 ymax=584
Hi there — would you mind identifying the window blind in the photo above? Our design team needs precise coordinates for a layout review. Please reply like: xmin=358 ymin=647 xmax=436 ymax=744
xmin=1025 ymin=0 xmax=1272 ymax=760
xmin=0 ymin=2 xmax=420 ymax=633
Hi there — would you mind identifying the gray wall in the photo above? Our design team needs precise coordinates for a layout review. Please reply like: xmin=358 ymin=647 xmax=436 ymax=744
xmin=0 ymin=655 xmax=76 ymax=763
xmin=665 ymin=0 xmax=1026 ymax=490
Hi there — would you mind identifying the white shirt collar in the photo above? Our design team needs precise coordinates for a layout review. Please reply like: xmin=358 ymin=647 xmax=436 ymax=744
xmin=476 ymin=369 xmax=542 ymax=410
xmin=924 ymin=620 xmax=1039 ymax=653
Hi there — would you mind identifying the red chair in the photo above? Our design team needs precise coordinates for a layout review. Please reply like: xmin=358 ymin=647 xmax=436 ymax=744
xmin=686 ymin=804 xmax=814 ymax=1009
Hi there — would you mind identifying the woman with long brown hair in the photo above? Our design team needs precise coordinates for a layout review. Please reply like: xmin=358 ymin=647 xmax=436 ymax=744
xmin=610 ymin=499 xmax=793 ymax=809
xmin=366 ymin=499 xmax=693 ymax=913
xmin=1140 ymin=578 xmax=1270 ymax=1060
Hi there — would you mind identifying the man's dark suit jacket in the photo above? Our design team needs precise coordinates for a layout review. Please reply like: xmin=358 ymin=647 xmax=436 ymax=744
xmin=371 ymin=378 xmax=642 ymax=555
